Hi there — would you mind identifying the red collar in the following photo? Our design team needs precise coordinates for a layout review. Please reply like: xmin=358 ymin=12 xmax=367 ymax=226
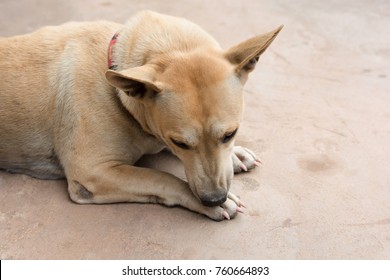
xmin=107 ymin=32 xmax=120 ymax=69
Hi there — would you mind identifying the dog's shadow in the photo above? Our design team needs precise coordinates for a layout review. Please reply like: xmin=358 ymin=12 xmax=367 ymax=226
xmin=135 ymin=150 xmax=187 ymax=181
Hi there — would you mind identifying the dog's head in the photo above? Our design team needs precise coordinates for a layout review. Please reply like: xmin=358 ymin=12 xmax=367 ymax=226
xmin=106 ymin=26 xmax=282 ymax=207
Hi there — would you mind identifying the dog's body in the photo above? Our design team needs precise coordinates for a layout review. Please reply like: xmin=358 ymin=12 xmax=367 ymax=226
xmin=0 ymin=11 xmax=281 ymax=220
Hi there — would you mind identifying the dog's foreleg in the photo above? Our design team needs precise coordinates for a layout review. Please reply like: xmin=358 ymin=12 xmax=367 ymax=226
xmin=67 ymin=165 xmax=241 ymax=221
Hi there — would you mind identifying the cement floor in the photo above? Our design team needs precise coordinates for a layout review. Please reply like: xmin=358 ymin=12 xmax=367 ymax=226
xmin=0 ymin=0 xmax=389 ymax=259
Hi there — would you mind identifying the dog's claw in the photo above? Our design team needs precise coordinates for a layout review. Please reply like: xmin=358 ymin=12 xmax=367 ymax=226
xmin=222 ymin=210 xmax=230 ymax=220
xmin=239 ymin=201 xmax=247 ymax=208
xmin=240 ymin=162 xmax=248 ymax=172
xmin=237 ymin=206 xmax=244 ymax=213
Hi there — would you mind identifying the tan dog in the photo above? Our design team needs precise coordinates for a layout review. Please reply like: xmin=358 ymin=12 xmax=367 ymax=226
xmin=0 ymin=11 xmax=282 ymax=220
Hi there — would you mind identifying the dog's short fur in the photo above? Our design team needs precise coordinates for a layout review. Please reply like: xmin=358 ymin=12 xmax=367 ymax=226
xmin=0 ymin=11 xmax=282 ymax=220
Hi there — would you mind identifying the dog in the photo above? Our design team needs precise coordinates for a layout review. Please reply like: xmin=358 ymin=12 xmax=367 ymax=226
xmin=0 ymin=11 xmax=282 ymax=220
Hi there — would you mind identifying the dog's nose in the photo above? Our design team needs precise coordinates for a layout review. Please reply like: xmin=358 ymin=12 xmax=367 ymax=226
xmin=200 ymin=193 xmax=227 ymax=207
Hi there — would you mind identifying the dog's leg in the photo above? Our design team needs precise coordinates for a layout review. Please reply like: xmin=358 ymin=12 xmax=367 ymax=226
xmin=67 ymin=164 xmax=242 ymax=221
xmin=232 ymin=146 xmax=261 ymax=173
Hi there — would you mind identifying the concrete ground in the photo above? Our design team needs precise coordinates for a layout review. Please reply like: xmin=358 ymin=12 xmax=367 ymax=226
xmin=0 ymin=0 xmax=389 ymax=259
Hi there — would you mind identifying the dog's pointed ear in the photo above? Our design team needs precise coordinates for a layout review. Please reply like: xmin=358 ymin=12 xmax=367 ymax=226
xmin=225 ymin=25 xmax=283 ymax=82
xmin=105 ymin=65 xmax=161 ymax=99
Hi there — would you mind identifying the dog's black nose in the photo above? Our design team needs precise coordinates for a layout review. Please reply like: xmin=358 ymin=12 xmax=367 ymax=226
xmin=200 ymin=193 xmax=227 ymax=207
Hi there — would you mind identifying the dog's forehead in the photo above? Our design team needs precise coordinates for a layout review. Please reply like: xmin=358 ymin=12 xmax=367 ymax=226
xmin=159 ymin=52 xmax=236 ymax=92
xmin=158 ymin=54 xmax=243 ymax=111
xmin=158 ymin=72 xmax=243 ymax=121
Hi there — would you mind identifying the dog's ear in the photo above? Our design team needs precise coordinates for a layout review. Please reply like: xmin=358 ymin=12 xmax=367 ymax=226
xmin=105 ymin=65 xmax=161 ymax=99
xmin=225 ymin=25 xmax=283 ymax=82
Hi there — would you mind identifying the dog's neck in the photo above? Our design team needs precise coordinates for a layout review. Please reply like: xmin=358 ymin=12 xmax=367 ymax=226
xmin=108 ymin=34 xmax=163 ymax=143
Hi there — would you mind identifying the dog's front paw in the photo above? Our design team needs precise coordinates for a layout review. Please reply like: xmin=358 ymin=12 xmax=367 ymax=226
xmin=232 ymin=146 xmax=261 ymax=173
xmin=203 ymin=192 xmax=245 ymax=221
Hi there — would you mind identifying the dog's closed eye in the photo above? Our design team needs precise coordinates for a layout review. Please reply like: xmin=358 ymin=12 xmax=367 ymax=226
xmin=222 ymin=129 xmax=238 ymax=144
xmin=171 ymin=138 xmax=191 ymax=150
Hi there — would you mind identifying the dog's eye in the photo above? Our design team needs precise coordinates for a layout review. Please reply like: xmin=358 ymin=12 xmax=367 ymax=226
xmin=171 ymin=138 xmax=190 ymax=150
xmin=222 ymin=129 xmax=237 ymax=144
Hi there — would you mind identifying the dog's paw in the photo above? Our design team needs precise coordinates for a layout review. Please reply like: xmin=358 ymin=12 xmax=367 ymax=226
xmin=203 ymin=192 xmax=245 ymax=221
xmin=232 ymin=146 xmax=261 ymax=173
